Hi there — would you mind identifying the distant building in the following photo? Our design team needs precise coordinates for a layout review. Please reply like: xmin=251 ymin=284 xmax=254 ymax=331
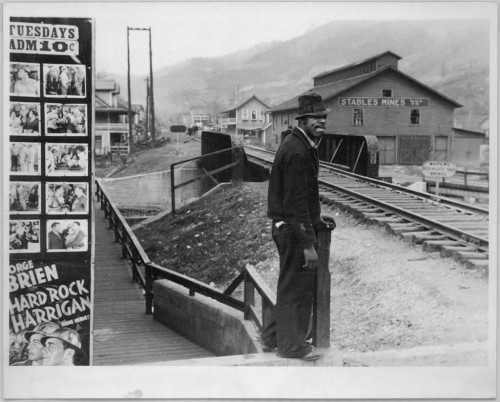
xmin=95 ymin=78 xmax=141 ymax=156
xmin=190 ymin=107 xmax=213 ymax=128
xmin=219 ymin=94 xmax=272 ymax=145
xmin=270 ymin=51 xmax=485 ymax=166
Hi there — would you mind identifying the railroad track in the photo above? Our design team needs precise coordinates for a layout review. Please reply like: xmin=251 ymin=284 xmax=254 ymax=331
xmin=245 ymin=145 xmax=490 ymax=275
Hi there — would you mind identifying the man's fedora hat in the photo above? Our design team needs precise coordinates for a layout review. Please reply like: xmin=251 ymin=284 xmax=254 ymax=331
xmin=41 ymin=327 xmax=87 ymax=360
xmin=295 ymin=93 xmax=331 ymax=120
xmin=24 ymin=321 xmax=60 ymax=342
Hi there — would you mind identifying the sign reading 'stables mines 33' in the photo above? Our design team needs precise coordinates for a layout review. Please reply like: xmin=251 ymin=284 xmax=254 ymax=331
xmin=422 ymin=161 xmax=457 ymax=178
xmin=8 ymin=17 xmax=93 ymax=367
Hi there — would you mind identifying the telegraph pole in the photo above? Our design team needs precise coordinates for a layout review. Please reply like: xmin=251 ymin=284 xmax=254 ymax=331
xmin=148 ymin=27 xmax=156 ymax=147
xmin=145 ymin=76 xmax=150 ymax=138
xmin=127 ymin=27 xmax=155 ymax=147
xmin=127 ymin=27 xmax=132 ymax=150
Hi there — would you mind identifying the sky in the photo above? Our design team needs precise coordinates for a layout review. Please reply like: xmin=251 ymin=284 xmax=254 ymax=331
xmin=4 ymin=2 xmax=496 ymax=77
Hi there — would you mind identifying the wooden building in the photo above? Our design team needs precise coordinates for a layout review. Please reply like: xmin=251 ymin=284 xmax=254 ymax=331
xmin=95 ymin=79 xmax=142 ymax=156
xmin=269 ymin=51 xmax=484 ymax=166
xmin=219 ymin=95 xmax=272 ymax=145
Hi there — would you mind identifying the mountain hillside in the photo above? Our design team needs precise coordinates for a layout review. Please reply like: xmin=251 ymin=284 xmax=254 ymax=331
xmin=114 ymin=19 xmax=490 ymax=129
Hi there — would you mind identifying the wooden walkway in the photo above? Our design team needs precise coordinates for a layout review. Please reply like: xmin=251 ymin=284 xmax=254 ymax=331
xmin=92 ymin=202 xmax=215 ymax=365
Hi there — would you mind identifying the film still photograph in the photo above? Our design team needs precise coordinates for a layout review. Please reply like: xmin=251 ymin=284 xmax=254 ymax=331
xmin=46 ymin=182 xmax=89 ymax=214
xmin=10 ymin=142 xmax=41 ymax=176
xmin=45 ymin=143 xmax=88 ymax=176
xmin=43 ymin=64 xmax=86 ymax=97
xmin=45 ymin=103 xmax=87 ymax=135
xmin=46 ymin=219 xmax=88 ymax=252
xmin=9 ymin=181 xmax=40 ymax=214
xmin=9 ymin=220 xmax=41 ymax=253
xmin=9 ymin=62 xmax=40 ymax=97
xmin=9 ymin=102 xmax=40 ymax=135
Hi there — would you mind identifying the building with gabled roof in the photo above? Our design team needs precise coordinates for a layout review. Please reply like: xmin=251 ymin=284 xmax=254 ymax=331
xmin=269 ymin=51 xmax=484 ymax=166
xmin=95 ymin=78 xmax=142 ymax=156
xmin=219 ymin=94 xmax=272 ymax=145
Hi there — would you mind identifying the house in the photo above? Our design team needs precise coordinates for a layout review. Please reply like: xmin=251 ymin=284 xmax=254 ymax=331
xmin=95 ymin=78 xmax=140 ymax=156
xmin=190 ymin=107 xmax=213 ymax=129
xmin=269 ymin=51 xmax=482 ymax=166
xmin=219 ymin=95 xmax=272 ymax=145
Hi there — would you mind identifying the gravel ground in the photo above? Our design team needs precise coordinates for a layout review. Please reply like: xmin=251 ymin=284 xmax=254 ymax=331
xmin=248 ymin=182 xmax=490 ymax=366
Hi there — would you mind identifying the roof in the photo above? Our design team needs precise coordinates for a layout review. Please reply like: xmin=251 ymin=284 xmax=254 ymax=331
xmin=95 ymin=94 xmax=129 ymax=114
xmin=272 ymin=65 xmax=462 ymax=113
xmin=96 ymin=79 xmax=120 ymax=92
xmin=222 ymin=95 xmax=271 ymax=113
xmin=313 ymin=51 xmax=402 ymax=79
xmin=453 ymin=127 xmax=486 ymax=137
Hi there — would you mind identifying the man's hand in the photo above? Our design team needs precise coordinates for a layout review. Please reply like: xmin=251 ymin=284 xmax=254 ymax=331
xmin=303 ymin=245 xmax=318 ymax=270
xmin=320 ymin=214 xmax=336 ymax=231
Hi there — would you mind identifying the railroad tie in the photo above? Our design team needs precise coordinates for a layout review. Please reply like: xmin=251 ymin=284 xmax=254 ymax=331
xmin=400 ymin=231 xmax=446 ymax=244
xmin=384 ymin=223 xmax=423 ymax=235
xmin=440 ymin=245 xmax=478 ymax=258
xmin=452 ymin=251 xmax=488 ymax=264
xmin=422 ymin=240 xmax=461 ymax=253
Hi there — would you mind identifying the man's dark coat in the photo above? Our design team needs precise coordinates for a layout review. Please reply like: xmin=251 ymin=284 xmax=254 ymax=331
xmin=267 ymin=127 xmax=322 ymax=248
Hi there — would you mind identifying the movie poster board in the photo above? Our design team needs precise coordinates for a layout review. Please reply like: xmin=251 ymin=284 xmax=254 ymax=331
xmin=8 ymin=17 xmax=93 ymax=367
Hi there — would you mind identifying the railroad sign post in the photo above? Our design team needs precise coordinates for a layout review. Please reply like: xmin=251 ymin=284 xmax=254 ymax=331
xmin=170 ymin=125 xmax=186 ymax=155
xmin=422 ymin=161 xmax=456 ymax=196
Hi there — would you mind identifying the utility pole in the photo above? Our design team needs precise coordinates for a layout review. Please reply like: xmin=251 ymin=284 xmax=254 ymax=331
xmin=145 ymin=76 xmax=150 ymax=140
xmin=127 ymin=27 xmax=132 ymax=153
xmin=148 ymin=27 xmax=156 ymax=147
xmin=127 ymin=27 xmax=155 ymax=147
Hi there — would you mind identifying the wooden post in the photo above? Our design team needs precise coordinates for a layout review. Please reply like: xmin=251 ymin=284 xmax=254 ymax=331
xmin=312 ymin=230 xmax=332 ymax=348
xmin=244 ymin=271 xmax=255 ymax=321
xmin=231 ymin=143 xmax=245 ymax=182
xmin=145 ymin=264 xmax=153 ymax=314
xmin=170 ymin=166 xmax=176 ymax=214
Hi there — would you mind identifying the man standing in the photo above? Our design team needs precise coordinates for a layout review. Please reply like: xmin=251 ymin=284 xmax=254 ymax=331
xmin=58 ymin=66 xmax=69 ymax=95
xmin=11 ymin=322 xmax=60 ymax=366
xmin=41 ymin=327 xmax=86 ymax=366
xmin=71 ymin=185 xmax=88 ymax=212
xmin=265 ymin=93 xmax=335 ymax=361
xmin=48 ymin=222 xmax=64 ymax=249
xmin=27 ymin=144 xmax=36 ymax=172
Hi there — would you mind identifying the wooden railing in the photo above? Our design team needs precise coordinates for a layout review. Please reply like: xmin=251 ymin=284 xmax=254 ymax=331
xmin=170 ymin=146 xmax=242 ymax=213
xmin=94 ymin=178 xmax=274 ymax=335
xmin=95 ymin=172 xmax=332 ymax=347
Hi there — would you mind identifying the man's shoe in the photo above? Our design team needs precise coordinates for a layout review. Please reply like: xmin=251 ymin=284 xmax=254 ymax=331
xmin=260 ymin=340 xmax=277 ymax=353
xmin=300 ymin=348 xmax=322 ymax=361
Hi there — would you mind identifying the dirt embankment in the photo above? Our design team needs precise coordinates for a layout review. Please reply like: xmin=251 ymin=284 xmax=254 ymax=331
xmin=134 ymin=181 xmax=489 ymax=365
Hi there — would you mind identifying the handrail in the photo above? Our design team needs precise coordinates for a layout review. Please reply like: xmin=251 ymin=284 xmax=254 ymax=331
xmin=170 ymin=146 xmax=240 ymax=213
xmin=95 ymin=176 xmax=331 ymax=348
xmin=94 ymin=177 xmax=250 ymax=317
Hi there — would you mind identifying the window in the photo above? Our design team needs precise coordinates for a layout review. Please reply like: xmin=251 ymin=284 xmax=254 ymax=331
xmin=95 ymin=135 xmax=102 ymax=150
xmin=353 ymin=108 xmax=364 ymax=125
xmin=259 ymin=109 xmax=263 ymax=121
xmin=382 ymin=89 xmax=392 ymax=97
xmin=410 ymin=109 xmax=420 ymax=125
xmin=251 ymin=109 xmax=257 ymax=120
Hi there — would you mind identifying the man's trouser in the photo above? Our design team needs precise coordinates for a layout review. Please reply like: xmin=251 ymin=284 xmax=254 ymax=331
xmin=261 ymin=222 xmax=315 ymax=358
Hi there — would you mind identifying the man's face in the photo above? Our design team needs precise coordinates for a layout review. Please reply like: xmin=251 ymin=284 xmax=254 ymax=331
xmin=53 ymin=224 xmax=61 ymax=234
xmin=303 ymin=115 xmax=327 ymax=139
xmin=41 ymin=338 xmax=66 ymax=366
xmin=27 ymin=334 xmax=44 ymax=362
